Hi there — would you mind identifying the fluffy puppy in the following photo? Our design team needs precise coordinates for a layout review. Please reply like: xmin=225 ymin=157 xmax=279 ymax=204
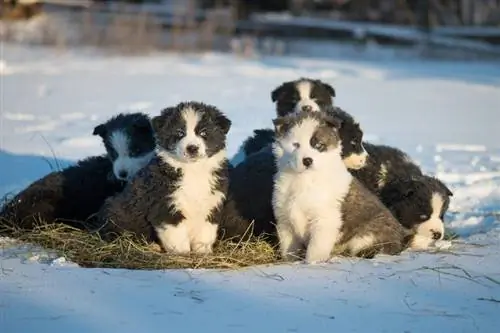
xmin=226 ymin=106 xmax=369 ymax=242
xmin=380 ymin=175 xmax=453 ymax=250
xmin=272 ymin=112 xmax=407 ymax=262
xmin=94 ymin=102 xmax=231 ymax=255
xmin=0 ymin=113 xmax=155 ymax=230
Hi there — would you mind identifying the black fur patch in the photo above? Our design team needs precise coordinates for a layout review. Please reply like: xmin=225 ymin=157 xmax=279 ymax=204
xmin=227 ymin=145 xmax=278 ymax=243
xmin=0 ymin=156 xmax=125 ymax=230
xmin=379 ymin=175 xmax=453 ymax=230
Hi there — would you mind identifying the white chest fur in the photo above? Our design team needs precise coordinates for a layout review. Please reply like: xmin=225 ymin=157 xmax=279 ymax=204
xmin=156 ymin=150 xmax=226 ymax=254
xmin=171 ymin=158 xmax=225 ymax=222
xmin=273 ymin=169 xmax=350 ymax=239
xmin=273 ymin=165 xmax=352 ymax=263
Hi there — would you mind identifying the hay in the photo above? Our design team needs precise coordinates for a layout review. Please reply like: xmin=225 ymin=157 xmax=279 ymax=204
xmin=0 ymin=219 xmax=280 ymax=270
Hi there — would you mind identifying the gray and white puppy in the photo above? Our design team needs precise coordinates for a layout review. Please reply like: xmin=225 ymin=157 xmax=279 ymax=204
xmin=272 ymin=112 xmax=407 ymax=263
xmin=94 ymin=102 xmax=231 ymax=255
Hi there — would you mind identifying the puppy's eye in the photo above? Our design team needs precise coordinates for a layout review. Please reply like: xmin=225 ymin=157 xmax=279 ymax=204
xmin=350 ymin=140 xmax=357 ymax=145
xmin=314 ymin=142 xmax=326 ymax=150
xmin=176 ymin=129 xmax=185 ymax=137
xmin=419 ymin=214 xmax=428 ymax=221
xmin=199 ymin=129 xmax=207 ymax=138
xmin=292 ymin=142 xmax=300 ymax=149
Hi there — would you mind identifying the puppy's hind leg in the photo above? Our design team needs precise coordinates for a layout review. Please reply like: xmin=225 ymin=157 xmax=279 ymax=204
xmin=346 ymin=234 xmax=378 ymax=259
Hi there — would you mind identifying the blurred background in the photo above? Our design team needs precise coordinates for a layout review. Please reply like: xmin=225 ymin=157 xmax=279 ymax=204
xmin=1 ymin=0 xmax=499 ymax=60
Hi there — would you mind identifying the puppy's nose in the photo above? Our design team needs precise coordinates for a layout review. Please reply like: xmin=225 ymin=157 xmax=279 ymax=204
xmin=118 ymin=170 xmax=128 ymax=179
xmin=431 ymin=231 xmax=442 ymax=240
xmin=302 ymin=157 xmax=313 ymax=168
xmin=186 ymin=144 xmax=199 ymax=156
xmin=302 ymin=105 xmax=312 ymax=112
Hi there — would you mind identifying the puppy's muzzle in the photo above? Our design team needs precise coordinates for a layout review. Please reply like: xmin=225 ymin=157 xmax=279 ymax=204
xmin=186 ymin=144 xmax=199 ymax=158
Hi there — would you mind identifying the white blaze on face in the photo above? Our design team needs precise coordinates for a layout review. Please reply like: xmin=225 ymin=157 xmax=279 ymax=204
xmin=293 ymin=81 xmax=320 ymax=114
xmin=176 ymin=107 xmax=207 ymax=161
xmin=274 ymin=118 xmax=341 ymax=173
xmin=411 ymin=192 xmax=445 ymax=250
xmin=110 ymin=130 xmax=152 ymax=182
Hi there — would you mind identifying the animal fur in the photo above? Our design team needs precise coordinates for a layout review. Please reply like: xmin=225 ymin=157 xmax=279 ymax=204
xmin=94 ymin=102 xmax=231 ymax=255
xmin=230 ymin=78 xmax=337 ymax=166
xmin=0 ymin=112 xmax=155 ymax=230
xmin=271 ymin=111 xmax=407 ymax=262
xmin=380 ymin=175 xmax=453 ymax=250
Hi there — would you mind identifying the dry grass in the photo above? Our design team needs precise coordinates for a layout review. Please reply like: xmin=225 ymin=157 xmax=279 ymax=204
xmin=0 ymin=218 xmax=280 ymax=270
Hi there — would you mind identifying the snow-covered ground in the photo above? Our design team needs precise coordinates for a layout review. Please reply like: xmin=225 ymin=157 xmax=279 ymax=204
xmin=1 ymin=42 xmax=500 ymax=332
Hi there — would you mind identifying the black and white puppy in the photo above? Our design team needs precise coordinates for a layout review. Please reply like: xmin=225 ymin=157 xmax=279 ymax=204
xmin=95 ymin=102 xmax=231 ymax=255
xmin=380 ymin=175 xmax=453 ymax=250
xmin=0 ymin=113 xmax=156 ymax=230
xmin=272 ymin=77 xmax=336 ymax=117
xmin=230 ymin=78 xmax=338 ymax=166
xmin=93 ymin=113 xmax=157 ymax=182
xmin=272 ymin=112 xmax=407 ymax=263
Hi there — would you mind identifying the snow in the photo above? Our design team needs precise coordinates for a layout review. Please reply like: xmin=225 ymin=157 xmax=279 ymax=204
xmin=1 ymin=42 xmax=500 ymax=332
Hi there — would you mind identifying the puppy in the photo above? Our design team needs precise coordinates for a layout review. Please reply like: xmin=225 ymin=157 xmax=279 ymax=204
xmin=227 ymin=106 xmax=369 ymax=242
xmin=271 ymin=77 xmax=336 ymax=117
xmin=94 ymin=102 xmax=231 ymax=255
xmin=93 ymin=113 xmax=157 ymax=182
xmin=380 ymin=175 xmax=453 ymax=250
xmin=271 ymin=112 xmax=407 ymax=263
xmin=230 ymin=78 xmax=337 ymax=166
xmin=0 ymin=113 xmax=155 ymax=230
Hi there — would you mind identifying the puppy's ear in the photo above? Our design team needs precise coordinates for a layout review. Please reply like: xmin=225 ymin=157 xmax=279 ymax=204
xmin=272 ymin=116 xmax=291 ymax=136
xmin=271 ymin=83 xmax=286 ymax=102
xmin=132 ymin=116 xmax=153 ymax=134
xmin=445 ymin=187 xmax=453 ymax=197
xmin=215 ymin=113 xmax=232 ymax=135
xmin=323 ymin=114 xmax=342 ymax=130
xmin=92 ymin=124 xmax=106 ymax=138
xmin=380 ymin=180 xmax=414 ymax=205
xmin=439 ymin=181 xmax=453 ymax=197
xmin=152 ymin=107 xmax=175 ymax=132
xmin=320 ymin=81 xmax=336 ymax=98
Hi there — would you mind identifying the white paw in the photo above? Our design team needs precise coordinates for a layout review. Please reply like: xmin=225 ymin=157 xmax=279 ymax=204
xmin=434 ymin=240 xmax=452 ymax=250
xmin=191 ymin=242 xmax=213 ymax=255
xmin=165 ymin=243 xmax=191 ymax=255
xmin=305 ymin=251 xmax=330 ymax=264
